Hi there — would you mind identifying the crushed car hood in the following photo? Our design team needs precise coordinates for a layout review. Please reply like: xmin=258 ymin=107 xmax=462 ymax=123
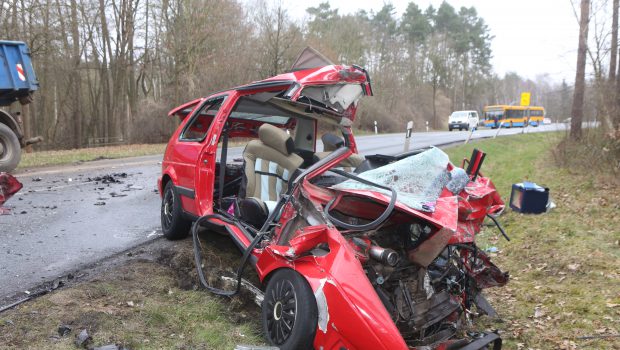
xmin=330 ymin=148 xmax=464 ymax=231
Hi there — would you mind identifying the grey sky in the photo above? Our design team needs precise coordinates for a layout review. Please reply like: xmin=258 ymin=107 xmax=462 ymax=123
xmin=284 ymin=0 xmax=583 ymax=83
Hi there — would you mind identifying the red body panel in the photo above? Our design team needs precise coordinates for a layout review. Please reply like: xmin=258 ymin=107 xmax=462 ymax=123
xmin=256 ymin=226 xmax=409 ymax=350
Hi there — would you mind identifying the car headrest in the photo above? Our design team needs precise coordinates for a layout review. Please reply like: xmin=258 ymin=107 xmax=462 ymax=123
xmin=258 ymin=124 xmax=295 ymax=155
xmin=322 ymin=133 xmax=344 ymax=151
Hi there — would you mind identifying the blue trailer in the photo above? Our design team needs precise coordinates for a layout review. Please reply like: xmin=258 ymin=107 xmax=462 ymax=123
xmin=0 ymin=40 xmax=41 ymax=172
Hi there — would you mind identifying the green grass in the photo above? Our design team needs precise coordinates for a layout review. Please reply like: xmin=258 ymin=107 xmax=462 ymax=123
xmin=446 ymin=133 xmax=620 ymax=349
xmin=0 ymin=247 xmax=263 ymax=350
xmin=18 ymin=144 xmax=167 ymax=169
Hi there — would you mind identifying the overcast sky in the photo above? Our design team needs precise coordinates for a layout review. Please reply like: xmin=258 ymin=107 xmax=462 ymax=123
xmin=283 ymin=0 xmax=583 ymax=83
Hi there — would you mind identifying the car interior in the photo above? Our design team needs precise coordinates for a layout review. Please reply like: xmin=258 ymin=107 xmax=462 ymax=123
xmin=203 ymin=93 xmax=380 ymax=229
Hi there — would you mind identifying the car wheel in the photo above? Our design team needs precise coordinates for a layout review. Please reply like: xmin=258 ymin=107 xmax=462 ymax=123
xmin=161 ymin=181 xmax=191 ymax=240
xmin=449 ymin=127 xmax=452 ymax=131
xmin=0 ymin=123 xmax=22 ymax=173
xmin=262 ymin=269 xmax=317 ymax=350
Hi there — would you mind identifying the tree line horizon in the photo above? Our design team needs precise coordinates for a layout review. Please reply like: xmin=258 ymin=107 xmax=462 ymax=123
xmin=0 ymin=0 xmax=592 ymax=150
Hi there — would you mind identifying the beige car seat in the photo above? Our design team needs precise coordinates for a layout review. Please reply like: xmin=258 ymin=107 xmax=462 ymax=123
xmin=238 ymin=124 xmax=303 ymax=227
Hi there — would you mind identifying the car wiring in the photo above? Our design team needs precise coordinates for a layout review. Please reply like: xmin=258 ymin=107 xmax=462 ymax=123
xmin=192 ymin=213 xmax=265 ymax=297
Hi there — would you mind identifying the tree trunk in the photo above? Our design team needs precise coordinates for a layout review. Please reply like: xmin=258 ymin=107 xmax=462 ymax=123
xmin=570 ymin=0 xmax=590 ymax=140
xmin=610 ymin=0 xmax=618 ymax=81
xmin=70 ymin=0 xmax=82 ymax=148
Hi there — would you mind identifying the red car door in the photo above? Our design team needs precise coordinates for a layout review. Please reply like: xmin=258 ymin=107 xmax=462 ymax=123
xmin=166 ymin=96 xmax=227 ymax=215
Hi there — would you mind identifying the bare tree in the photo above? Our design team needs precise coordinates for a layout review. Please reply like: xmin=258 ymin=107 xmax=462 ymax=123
xmin=571 ymin=0 xmax=590 ymax=140
xmin=610 ymin=0 xmax=618 ymax=81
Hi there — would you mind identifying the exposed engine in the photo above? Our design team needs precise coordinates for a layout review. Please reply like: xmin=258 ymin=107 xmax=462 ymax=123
xmin=346 ymin=221 xmax=495 ymax=347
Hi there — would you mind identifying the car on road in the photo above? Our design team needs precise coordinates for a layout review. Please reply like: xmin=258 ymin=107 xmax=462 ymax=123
xmin=448 ymin=110 xmax=478 ymax=131
xmin=159 ymin=58 xmax=507 ymax=349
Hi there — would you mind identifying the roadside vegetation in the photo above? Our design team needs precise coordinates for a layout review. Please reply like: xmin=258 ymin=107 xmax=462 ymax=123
xmin=17 ymin=144 xmax=167 ymax=169
xmin=0 ymin=240 xmax=263 ymax=350
xmin=446 ymin=132 xmax=620 ymax=349
xmin=1 ymin=132 xmax=618 ymax=349
xmin=3 ymin=0 xmax=575 ymax=150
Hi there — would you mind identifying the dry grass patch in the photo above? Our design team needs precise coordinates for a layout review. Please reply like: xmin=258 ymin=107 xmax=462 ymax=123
xmin=0 ymin=240 xmax=262 ymax=350
xmin=446 ymin=133 xmax=620 ymax=349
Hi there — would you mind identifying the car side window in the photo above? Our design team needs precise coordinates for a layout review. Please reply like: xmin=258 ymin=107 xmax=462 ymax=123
xmin=180 ymin=97 xmax=225 ymax=142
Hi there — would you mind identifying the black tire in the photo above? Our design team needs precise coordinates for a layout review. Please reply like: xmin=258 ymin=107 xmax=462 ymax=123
xmin=0 ymin=123 xmax=22 ymax=173
xmin=449 ymin=127 xmax=452 ymax=131
xmin=161 ymin=181 xmax=191 ymax=240
xmin=262 ymin=269 xmax=317 ymax=350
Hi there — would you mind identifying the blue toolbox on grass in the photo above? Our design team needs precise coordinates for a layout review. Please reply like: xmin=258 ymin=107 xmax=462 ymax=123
xmin=509 ymin=182 xmax=549 ymax=214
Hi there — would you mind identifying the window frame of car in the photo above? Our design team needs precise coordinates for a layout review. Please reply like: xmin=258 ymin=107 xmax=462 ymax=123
xmin=178 ymin=95 xmax=228 ymax=142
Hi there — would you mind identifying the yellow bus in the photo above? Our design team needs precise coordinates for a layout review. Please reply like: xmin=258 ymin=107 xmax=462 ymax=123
xmin=527 ymin=106 xmax=545 ymax=126
xmin=482 ymin=105 xmax=545 ymax=128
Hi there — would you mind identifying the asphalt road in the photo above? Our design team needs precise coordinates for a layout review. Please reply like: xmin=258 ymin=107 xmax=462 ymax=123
xmin=0 ymin=123 xmax=567 ymax=301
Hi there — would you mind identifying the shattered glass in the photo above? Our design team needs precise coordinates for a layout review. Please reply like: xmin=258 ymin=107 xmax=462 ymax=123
xmin=332 ymin=147 xmax=451 ymax=212
xmin=446 ymin=168 xmax=469 ymax=194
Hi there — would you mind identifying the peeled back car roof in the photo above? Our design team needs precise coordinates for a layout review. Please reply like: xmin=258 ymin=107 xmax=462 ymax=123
xmin=168 ymin=65 xmax=373 ymax=125
xmin=243 ymin=65 xmax=369 ymax=89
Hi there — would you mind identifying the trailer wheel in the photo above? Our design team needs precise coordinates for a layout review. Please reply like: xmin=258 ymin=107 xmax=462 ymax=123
xmin=262 ymin=269 xmax=317 ymax=350
xmin=0 ymin=123 xmax=21 ymax=173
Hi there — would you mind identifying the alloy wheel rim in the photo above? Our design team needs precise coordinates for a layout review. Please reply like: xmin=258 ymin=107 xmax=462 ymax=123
xmin=266 ymin=279 xmax=297 ymax=344
xmin=162 ymin=188 xmax=174 ymax=229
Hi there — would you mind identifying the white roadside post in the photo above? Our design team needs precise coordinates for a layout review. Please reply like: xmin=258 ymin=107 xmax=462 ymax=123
xmin=493 ymin=121 xmax=504 ymax=139
xmin=374 ymin=120 xmax=378 ymax=134
xmin=464 ymin=124 xmax=475 ymax=144
xmin=404 ymin=121 xmax=414 ymax=152
xmin=426 ymin=121 xmax=429 ymax=132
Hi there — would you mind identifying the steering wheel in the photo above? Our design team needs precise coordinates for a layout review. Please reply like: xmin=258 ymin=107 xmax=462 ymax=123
xmin=323 ymin=168 xmax=397 ymax=231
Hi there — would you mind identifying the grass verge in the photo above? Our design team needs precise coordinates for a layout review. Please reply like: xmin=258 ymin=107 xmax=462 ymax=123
xmin=0 ymin=239 xmax=263 ymax=350
xmin=445 ymin=132 xmax=620 ymax=349
xmin=19 ymin=144 xmax=167 ymax=169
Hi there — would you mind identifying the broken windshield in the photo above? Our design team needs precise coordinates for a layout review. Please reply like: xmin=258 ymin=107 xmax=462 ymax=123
xmin=331 ymin=147 xmax=451 ymax=212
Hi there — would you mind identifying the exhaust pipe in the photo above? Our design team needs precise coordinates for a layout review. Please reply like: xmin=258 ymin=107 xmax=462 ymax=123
xmin=369 ymin=245 xmax=400 ymax=267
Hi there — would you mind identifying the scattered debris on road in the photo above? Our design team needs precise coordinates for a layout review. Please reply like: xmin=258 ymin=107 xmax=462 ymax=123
xmin=86 ymin=173 xmax=128 ymax=184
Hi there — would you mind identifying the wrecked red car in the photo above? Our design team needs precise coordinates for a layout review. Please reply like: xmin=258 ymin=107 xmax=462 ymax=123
xmin=159 ymin=56 xmax=508 ymax=349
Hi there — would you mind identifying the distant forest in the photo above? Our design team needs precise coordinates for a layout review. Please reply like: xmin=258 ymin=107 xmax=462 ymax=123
xmin=0 ymin=0 xmax=578 ymax=149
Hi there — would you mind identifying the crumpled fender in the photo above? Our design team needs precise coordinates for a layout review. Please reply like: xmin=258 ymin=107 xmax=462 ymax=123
xmin=256 ymin=225 xmax=408 ymax=350
xmin=0 ymin=172 xmax=22 ymax=206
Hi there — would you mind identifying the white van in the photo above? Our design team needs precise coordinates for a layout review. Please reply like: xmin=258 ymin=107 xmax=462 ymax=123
xmin=448 ymin=110 xmax=479 ymax=131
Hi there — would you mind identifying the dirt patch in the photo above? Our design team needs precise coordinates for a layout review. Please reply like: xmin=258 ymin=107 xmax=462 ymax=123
xmin=0 ymin=237 xmax=263 ymax=350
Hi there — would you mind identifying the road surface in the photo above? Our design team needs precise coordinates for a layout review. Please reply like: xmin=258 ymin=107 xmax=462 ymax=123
xmin=0 ymin=123 xmax=567 ymax=302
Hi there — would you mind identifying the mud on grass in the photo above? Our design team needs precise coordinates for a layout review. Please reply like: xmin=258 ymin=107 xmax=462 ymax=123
xmin=0 ymin=237 xmax=264 ymax=350
xmin=446 ymin=133 xmax=620 ymax=349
